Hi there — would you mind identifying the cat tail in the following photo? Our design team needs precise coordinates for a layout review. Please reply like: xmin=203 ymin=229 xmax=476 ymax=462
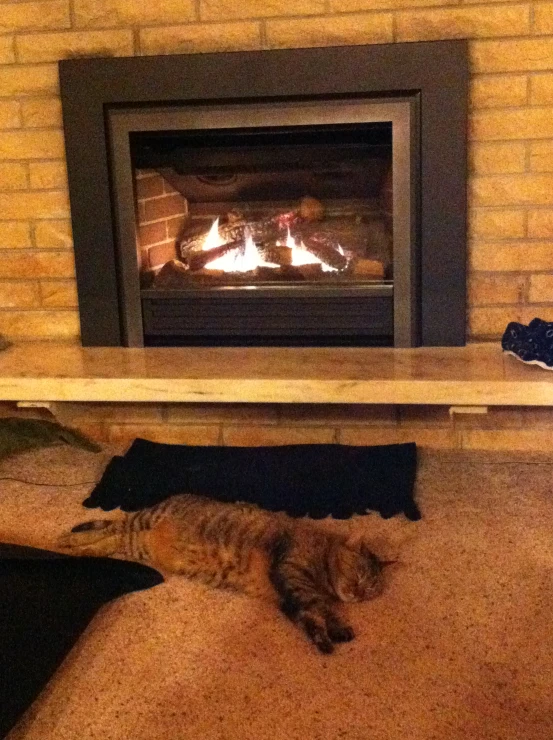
xmin=58 ymin=518 xmax=125 ymax=557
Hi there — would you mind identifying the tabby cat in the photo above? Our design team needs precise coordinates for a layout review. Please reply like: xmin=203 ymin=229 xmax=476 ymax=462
xmin=59 ymin=494 xmax=385 ymax=653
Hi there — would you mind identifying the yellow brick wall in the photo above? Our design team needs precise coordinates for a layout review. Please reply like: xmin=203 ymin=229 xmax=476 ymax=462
xmin=1 ymin=0 xmax=553 ymax=340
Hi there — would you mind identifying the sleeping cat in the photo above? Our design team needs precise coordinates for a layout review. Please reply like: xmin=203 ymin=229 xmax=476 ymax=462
xmin=59 ymin=494 xmax=386 ymax=653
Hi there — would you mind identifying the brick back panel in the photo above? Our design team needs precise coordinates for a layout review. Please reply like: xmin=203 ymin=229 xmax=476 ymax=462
xmin=136 ymin=171 xmax=186 ymax=270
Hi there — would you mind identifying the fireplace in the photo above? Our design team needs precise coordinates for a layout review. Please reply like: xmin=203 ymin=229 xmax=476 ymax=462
xmin=116 ymin=99 xmax=411 ymax=346
xmin=59 ymin=41 xmax=467 ymax=348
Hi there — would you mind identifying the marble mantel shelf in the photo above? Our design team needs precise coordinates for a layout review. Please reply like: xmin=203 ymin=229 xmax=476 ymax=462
xmin=1 ymin=341 xmax=553 ymax=406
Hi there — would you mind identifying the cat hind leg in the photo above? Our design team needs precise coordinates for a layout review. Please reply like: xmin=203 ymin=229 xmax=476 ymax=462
xmin=58 ymin=519 xmax=123 ymax=557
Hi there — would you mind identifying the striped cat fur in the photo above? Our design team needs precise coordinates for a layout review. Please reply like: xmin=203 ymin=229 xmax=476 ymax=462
xmin=59 ymin=494 xmax=386 ymax=653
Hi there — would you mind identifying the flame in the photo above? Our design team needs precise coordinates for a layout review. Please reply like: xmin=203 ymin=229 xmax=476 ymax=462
xmin=202 ymin=217 xmax=225 ymax=251
xmin=234 ymin=230 xmax=279 ymax=272
xmin=200 ymin=219 xmax=342 ymax=274
xmin=285 ymin=229 xmax=338 ymax=272
xmin=202 ymin=219 xmax=277 ymax=273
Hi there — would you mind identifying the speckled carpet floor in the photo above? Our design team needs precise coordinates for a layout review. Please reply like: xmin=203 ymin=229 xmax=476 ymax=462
xmin=1 ymin=445 xmax=553 ymax=740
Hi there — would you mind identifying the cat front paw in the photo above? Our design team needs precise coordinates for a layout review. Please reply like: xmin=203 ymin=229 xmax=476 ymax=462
xmin=298 ymin=613 xmax=335 ymax=654
xmin=312 ymin=633 xmax=335 ymax=654
xmin=327 ymin=624 xmax=355 ymax=643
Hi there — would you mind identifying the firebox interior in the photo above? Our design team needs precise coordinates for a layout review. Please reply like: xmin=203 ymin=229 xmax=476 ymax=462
xmin=132 ymin=122 xmax=393 ymax=293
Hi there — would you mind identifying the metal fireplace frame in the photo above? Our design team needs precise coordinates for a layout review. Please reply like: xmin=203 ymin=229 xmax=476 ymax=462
xmin=110 ymin=99 xmax=414 ymax=347
xmin=59 ymin=40 xmax=468 ymax=347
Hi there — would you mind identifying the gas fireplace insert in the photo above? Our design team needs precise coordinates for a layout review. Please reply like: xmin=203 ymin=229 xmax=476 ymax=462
xmin=59 ymin=41 xmax=467 ymax=347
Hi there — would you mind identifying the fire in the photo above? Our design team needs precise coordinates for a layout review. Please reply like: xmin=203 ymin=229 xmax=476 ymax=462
xmin=201 ymin=219 xmax=278 ymax=272
xmin=202 ymin=217 xmax=225 ymax=251
xmin=285 ymin=229 xmax=338 ymax=273
xmin=236 ymin=230 xmax=280 ymax=272
xmin=200 ymin=218 xmax=340 ymax=273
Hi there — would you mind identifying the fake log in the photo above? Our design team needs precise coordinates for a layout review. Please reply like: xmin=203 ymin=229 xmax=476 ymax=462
xmin=183 ymin=240 xmax=241 ymax=271
xmin=154 ymin=259 xmax=189 ymax=289
xmin=179 ymin=212 xmax=301 ymax=257
xmin=176 ymin=194 xmax=391 ymax=276
xmin=299 ymin=195 xmax=325 ymax=222
xmin=296 ymin=263 xmax=323 ymax=280
xmin=154 ymin=259 xmax=229 ymax=288
xmin=256 ymin=265 xmax=312 ymax=281
xmin=302 ymin=233 xmax=348 ymax=270
xmin=351 ymin=259 xmax=385 ymax=279
xmin=261 ymin=245 xmax=293 ymax=266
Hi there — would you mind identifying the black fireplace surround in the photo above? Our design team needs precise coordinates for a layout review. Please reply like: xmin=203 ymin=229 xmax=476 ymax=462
xmin=59 ymin=40 xmax=468 ymax=347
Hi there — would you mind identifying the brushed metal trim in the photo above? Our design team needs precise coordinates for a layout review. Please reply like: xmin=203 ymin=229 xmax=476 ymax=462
xmin=108 ymin=119 xmax=144 ymax=347
xmin=108 ymin=97 xmax=416 ymax=347
xmin=391 ymin=99 xmax=418 ymax=347
xmin=141 ymin=283 xmax=394 ymax=298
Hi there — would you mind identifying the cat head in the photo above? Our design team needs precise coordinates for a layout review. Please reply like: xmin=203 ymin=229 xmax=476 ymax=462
xmin=328 ymin=538 xmax=385 ymax=603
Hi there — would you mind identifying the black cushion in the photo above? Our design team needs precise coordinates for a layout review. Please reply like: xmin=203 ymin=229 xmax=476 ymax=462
xmin=0 ymin=543 xmax=163 ymax=738
xmin=84 ymin=439 xmax=420 ymax=520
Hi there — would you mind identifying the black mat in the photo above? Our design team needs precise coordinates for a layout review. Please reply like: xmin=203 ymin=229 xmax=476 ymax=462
xmin=0 ymin=543 xmax=163 ymax=738
xmin=84 ymin=439 xmax=421 ymax=520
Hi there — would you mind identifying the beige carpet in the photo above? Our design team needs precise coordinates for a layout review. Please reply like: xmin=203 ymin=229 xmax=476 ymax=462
xmin=1 ymin=445 xmax=553 ymax=740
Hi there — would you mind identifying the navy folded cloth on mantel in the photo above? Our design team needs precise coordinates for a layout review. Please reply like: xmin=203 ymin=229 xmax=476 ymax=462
xmin=83 ymin=439 xmax=421 ymax=521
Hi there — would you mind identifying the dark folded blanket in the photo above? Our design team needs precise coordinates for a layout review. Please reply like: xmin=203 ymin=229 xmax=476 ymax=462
xmin=0 ymin=543 xmax=163 ymax=738
xmin=84 ymin=439 xmax=420 ymax=520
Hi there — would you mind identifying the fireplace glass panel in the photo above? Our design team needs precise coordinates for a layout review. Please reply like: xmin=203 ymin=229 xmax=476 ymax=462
xmin=107 ymin=98 xmax=414 ymax=346
xmin=132 ymin=123 xmax=393 ymax=292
